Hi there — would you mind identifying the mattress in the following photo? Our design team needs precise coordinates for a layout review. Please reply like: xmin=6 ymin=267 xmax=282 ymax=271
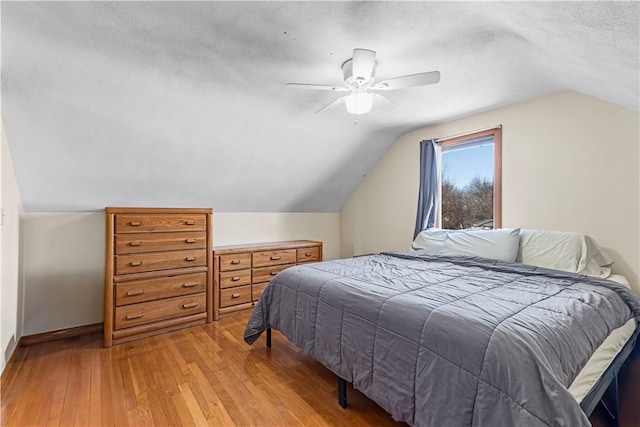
xmin=569 ymin=274 xmax=637 ymax=403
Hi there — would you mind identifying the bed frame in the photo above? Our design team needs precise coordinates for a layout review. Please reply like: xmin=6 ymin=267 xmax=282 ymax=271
xmin=265 ymin=322 xmax=640 ymax=424
xmin=579 ymin=322 xmax=640 ymax=426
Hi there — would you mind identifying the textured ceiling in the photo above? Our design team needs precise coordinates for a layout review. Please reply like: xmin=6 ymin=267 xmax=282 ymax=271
xmin=2 ymin=2 xmax=638 ymax=212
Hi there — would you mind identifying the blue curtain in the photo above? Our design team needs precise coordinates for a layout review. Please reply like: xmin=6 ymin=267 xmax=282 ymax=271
xmin=414 ymin=139 xmax=441 ymax=238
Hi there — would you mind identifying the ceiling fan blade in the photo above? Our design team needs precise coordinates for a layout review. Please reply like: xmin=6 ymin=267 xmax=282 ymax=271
xmin=373 ymin=71 xmax=441 ymax=90
xmin=371 ymin=92 xmax=397 ymax=106
xmin=286 ymin=83 xmax=348 ymax=91
xmin=315 ymin=96 xmax=347 ymax=114
xmin=352 ymin=49 xmax=376 ymax=80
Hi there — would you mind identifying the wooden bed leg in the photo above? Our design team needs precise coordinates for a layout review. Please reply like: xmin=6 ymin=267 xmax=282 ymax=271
xmin=338 ymin=377 xmax=347 ymax=409
xmin=266 ymin=328 xmax=271 ymax=348
xmin=600 ymin=371 xmax=619 ymax=427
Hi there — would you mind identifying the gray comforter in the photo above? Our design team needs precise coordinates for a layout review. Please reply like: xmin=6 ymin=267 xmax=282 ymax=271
xmin=244 ymin=253 xmax=640 ymax=427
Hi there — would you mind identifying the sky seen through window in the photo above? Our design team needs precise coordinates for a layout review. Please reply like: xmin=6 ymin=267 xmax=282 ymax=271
xmin=442 ymin=143 xmax=493 ymax=189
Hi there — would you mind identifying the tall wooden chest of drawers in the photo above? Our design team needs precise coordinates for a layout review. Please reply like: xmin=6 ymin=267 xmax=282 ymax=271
xmin=213 ymin=240 xmax=323 ymax=319
xmin=104 ymin=207 xmax=213 ymax=347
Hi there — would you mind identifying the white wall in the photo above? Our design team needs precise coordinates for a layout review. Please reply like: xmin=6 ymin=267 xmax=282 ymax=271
xmin=21 ymin=212 xmax=105 ymax=335
xmin=341 ymin=91 xmax=640 ymax=292
xmin=214 ymin=212 xmax=340 ymax=260
xmin=1 ymin=121 xmax=24 ymax=371
xmin=21 ymin=211 xmax=340 ymax=335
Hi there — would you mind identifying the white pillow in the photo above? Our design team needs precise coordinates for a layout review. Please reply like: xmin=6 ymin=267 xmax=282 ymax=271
xmin=411 ymin=229 xmax=448 ymax=254
xmin=517 ymin=229 xmax=614 ymax=278
xmin=412 ymin=228 xmax=521 ymax=262
xmin=608 ymin=274 xmax=630 ymax=289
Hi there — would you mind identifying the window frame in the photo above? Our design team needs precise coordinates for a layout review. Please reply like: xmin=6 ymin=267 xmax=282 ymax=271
xmin=438 ymin=126 xmax=502 ymax=229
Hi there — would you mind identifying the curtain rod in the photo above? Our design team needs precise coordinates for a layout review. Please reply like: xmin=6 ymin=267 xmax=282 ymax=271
xmin=436 ymin=125 xmax=502 ymax=142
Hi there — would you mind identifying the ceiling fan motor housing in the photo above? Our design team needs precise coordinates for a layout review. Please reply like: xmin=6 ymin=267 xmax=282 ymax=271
xmin=342 ymin=59 xmax=373 ymax=89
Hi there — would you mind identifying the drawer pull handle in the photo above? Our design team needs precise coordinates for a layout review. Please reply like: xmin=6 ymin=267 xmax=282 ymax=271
xmin=231 ymin=276 xmax=241 ymax=281
xmin=185 ymin=238 xmax=197 ymax=244
xmin=126 ymin=312 xmax=144 ymax=320
xmin=270 ymin=256 xmax=281 ymax=260
xmin=129 ymin=221 xmax=142 ymax=227
xmin=129 ymin=241 xmax=142 ymax=247
xmin=231 ymin=293 xmax=241 ymax=299
xmin=185 ymin=256 xmax=197 ymax=262
xmin=129 ymin=261 xmax=143 ymax=267
xmin=230 ymin=260 xmax=241 ymax=265
xmin=270 ymin=272 xmax=278 ymax=276
xmin=185 ymin=220 xmax=196 ymax=225
xmin=182 ymin=302 xmax=199 ymax=309
xmin=126 ymin=289 xmax=145 ymax=296
xmin=182 ymin=282 xmax=199 ymax=288
xmin=305 ymin=253 xmax=312 ymax=257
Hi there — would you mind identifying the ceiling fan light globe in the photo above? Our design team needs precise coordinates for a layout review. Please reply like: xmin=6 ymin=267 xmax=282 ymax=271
xmin=345 ymin=92 xmax=373 ymax=115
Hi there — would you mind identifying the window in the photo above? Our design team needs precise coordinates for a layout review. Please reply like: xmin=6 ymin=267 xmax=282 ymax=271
xmin=440 ymin=127 xmax=502 ymax=229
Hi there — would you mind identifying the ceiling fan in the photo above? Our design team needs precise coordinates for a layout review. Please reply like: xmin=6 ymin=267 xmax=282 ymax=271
xmin=286 ymin=48 xmax=440 ymax=116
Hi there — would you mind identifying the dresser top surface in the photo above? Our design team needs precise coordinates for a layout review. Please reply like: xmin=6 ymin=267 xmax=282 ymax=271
xmin=213 ymin=240 xmax=322 ymax=254
xmin=106 ymin=207 xmax=212 ymax=214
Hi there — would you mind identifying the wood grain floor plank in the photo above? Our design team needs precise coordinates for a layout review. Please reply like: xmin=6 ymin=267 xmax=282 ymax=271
xmin=212 ymin=364 xmax=266 ymax=425
xmin=186 ymin=362 xmax=236 ymax=425
xmin=98 ymin=348 xmax=116 ymax=426
xmin=0 ymin=347 xmax=30 ymax=425
xmin=2 ymin=311 xmax=638 ymax=427
xmin=19 ymin=347 xmax=53 ymax=427
xmin=1 ymin=346 xmax=41 ymax=426
xmin=88 ymin=338 xmax=104 ymax=426
xmin=123 ymin=357 xmax=155 ymax=427
xmin=176 ymin=383 xmax=208 ymax=426
xmin=253 ymin=368 xmax=321 ymax=424
xmin=41 ymin=341 xmax=74 ymax=426
xmin=59 ymin=341 xmax=92 ymax=426
xmin=167 ymin=386 xmax=198 ymax=427
xmin=118 ymin=355 xmax=141 ymax=413
xmin=144 ymin=350 xmax=177 ymax=426
xmin=106 ymin=346 xmax=130 ymax=427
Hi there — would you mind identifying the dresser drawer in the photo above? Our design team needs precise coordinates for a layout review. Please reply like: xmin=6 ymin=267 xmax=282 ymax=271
xmin=114 ymin=294 xmax=206 ymax=329
xmin=219 ymin=285 xmax=252 ymax=308
xmin=253 ymin=249 xmax=296 ymax=268
xmin=297 ymin=246 xmax=321 ymax=263
xmin=253 ymin=283 xmax=268 ymax=302
xmin=115 ymin=231 xmax=206 ymax=255
xmin=219 ymin=270 xmax=251 ymax=289
xmin=115 ymin=214 xmax=206 ymax=233
xmin=115 ymin=249 xmax=206 ymax=275
xmin=252 ymin=264 xmax=294 ymax=284
xmin=115 ymin=272 xmax=206 ymax=306
xmin=219 ymin=253 xmax=252 ymax=272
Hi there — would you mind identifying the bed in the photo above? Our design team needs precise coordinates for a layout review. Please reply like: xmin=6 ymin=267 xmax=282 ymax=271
xmin=244 ymin=229 xmax=640 ymax=427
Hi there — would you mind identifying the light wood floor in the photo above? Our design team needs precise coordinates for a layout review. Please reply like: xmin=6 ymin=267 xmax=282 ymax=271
xmin=1 ymin=312 xmax=399 ymax=426
xmin=2 ymin=311 xmax=639 ymax=426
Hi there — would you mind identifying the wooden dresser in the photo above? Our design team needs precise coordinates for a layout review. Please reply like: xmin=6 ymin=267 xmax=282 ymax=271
xmin=104 ymin=207 xmax=213 ymax=347
xmin=213 ymin=240 xmax=323 ymax=319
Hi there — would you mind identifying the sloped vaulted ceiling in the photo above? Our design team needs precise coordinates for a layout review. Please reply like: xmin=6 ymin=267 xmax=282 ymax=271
xmin=2 ymin=2 xmax=638 ymax=212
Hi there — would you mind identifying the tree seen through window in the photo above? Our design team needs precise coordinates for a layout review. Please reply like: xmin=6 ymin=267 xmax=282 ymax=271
xmin=441 ymin=138 xmax=495 ymax=229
